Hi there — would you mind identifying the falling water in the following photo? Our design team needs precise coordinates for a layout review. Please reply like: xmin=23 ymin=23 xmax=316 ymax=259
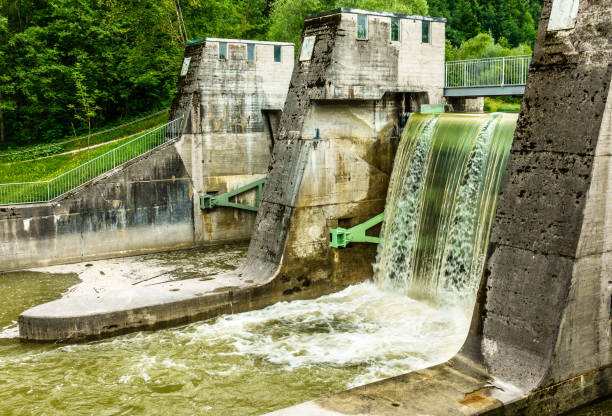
xmin=374 ymin=113 xmax=516 ymax=304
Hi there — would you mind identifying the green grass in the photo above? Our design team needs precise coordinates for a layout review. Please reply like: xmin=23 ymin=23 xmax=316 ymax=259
xmin=0 ymin=110 xmax=169 ymax=163
xmin=0 ymin=136 xmax=138 ymax=184
xmin=484 ymin=97 xmax=521 ymax=113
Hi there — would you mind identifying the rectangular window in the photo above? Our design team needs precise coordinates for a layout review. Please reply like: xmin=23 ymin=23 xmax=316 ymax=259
xmin=274 ymin=45 xmax=281 ymax=62
xmin=247 ymin=43 xmax=256 ymax=61
xmin=391 ymin=17 xmax=400 ymax=42
xmin=357 ymin=14 xmax=368 ymax=39
xmin=422 ymin=20 xmax=431 ymax=43
xmin=219 ymin=42 xmax=228 ymax=59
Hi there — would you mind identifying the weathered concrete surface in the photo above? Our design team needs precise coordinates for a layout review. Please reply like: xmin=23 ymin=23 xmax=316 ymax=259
xmin=268 ymin=0 xmax=612 ymax=414
xmin=448 ymin=96 xmax=485 ymax=113
xmin=169 ymin=38 xmax=294 ymax=246
xmin=18 ymin=9 xmax=447 ymax=341
xmin=0 ymin=142 xmax=196 ymax=271
xmin=2 ymin=38 xmax=293 ymax=272
xmin=243 ymin=8 xmax=446 ymax=293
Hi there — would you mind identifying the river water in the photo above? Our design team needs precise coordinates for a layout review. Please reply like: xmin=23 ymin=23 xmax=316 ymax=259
xmin=0 ymin=246 xmax=470 ymax=416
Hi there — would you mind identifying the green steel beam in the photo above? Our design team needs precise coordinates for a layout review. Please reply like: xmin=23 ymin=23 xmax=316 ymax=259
xmin=200 ymin=178 xmax=266 ymax=212
xmin=329 ymin=212 xmax=385 ymax=248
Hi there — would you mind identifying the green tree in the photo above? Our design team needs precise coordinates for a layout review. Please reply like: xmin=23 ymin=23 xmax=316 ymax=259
xmin=268 ymin=0 xmax=428 ymax=47
xmin=68 ymin=63 xmax=101 ymax=164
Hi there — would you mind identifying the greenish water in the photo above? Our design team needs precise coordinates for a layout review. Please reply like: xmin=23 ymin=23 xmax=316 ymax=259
xmin=0 ymin=266 xmax=468 ymax=415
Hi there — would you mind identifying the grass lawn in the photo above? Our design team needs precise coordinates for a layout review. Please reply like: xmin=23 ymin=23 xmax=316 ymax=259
xmin=0 ymin=110 xmax=169 ymax=163
xmin=0 ymin=128 xmax=158 ymax=184
xmin=484 ymin=97 xmax=521 ymax=113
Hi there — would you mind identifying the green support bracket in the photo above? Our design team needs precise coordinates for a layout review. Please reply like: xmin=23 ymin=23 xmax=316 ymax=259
xmin=329 ymin=212 xmax=385 ymax=248
xmin=200 ymin=178 xmax=266 ymax=212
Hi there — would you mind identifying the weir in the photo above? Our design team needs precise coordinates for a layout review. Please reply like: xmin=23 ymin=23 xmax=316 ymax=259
xmin=271 ymin=0 xmax=612 ymax=414
xmin=18 ymin=8 xmax=448 ymax=342
xmin=11 ymin=0 xmax=612 ymax=413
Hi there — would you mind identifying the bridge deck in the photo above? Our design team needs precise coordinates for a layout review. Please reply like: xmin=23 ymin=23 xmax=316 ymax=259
xmin=444 ymin=55 xmax=530 ymax=97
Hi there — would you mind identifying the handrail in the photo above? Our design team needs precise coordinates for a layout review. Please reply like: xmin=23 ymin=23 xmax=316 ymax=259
xmin=445 ymin=55 xmax=531 ymax=88
xmin=0 ymin=116 xmax=183 ymax=205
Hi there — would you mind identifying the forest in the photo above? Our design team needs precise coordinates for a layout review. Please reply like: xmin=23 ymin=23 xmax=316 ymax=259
xmin=0 ymin=0 xmax=543 ymax=148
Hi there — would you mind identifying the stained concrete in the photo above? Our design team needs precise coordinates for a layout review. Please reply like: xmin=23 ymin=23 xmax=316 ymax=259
xmin=268 ymin=0 xmax=612 ymax=414
xmin=1 ymin=38 xmax=293 ymax=272
xmin=19 ymin=8 xmax=447 ymax=341
xmin=169 ymin=38 xmax=294 ymax=246
xmin=0 ymin=142 xmax=196 ymax=271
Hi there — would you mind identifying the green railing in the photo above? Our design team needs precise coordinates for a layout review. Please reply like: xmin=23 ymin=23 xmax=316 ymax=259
xmin=0 ymin=117 xmax=183 ymax=206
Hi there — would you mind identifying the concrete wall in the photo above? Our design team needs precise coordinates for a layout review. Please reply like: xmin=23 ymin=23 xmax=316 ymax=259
xmin=269 ymin=0 xmax=612 ymax=414
xmin=241 ymin=9 xmax=446 ymax=297
xmin=479 ymin=0 xmax=612 ymax=392
xmin=1 ymin=38 xmax=294 ymax=272
xmin=0 ymin=143 xmax=195 ymax=271
xmin=170 ymin=38 xmax=294 ymax=245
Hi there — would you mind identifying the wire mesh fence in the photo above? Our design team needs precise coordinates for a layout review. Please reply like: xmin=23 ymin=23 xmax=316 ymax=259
xmin=445 ymin=55 xmax=532 ymax=88
xmin=0 ymin=117 xmax=183 ymax=206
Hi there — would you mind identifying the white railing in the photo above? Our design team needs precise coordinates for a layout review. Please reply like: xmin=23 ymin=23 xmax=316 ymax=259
xmin=0 ymin=117 xmax=183 ymax=205
xmin=445 ymin=55 xmax=531 ymax=88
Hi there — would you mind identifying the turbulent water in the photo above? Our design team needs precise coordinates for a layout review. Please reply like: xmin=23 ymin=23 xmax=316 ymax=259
xmin=375 ymin=113 xmax=516 ymax=304
xmin=0 ymin=252 xmax=469 ymax=416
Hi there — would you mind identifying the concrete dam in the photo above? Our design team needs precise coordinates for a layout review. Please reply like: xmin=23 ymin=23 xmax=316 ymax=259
xmin=1 ymin=0 xmax=611 ymax=415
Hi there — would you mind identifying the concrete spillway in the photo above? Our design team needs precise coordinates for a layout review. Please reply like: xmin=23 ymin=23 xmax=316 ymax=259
xmin=19 ymin=8 xmax=447 ymax=342
xmin=15 ymin=1 xmax=612 ymax=413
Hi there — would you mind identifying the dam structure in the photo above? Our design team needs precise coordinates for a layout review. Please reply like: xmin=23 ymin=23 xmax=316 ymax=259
xmin=15 ymin=0 xmax=612 ymax=413
xmin=270 ymin=0 xmax=612 ymax=414
xmin=18 ymin=8 xmax=447 ymax=341
xmin=0 ymin=38 xmax=293 ymax=272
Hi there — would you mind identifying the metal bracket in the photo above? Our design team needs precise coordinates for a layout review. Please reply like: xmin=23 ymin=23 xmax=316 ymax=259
xmin=329 ymin=212 xmax=385 ymax=248
xmin=200 ymin=178 xmax=266 ymax=212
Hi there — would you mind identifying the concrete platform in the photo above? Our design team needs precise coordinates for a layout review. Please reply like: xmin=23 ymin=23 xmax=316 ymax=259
xmin=265 ymin=357 xmax=612 ymax=416
xmin=18 ymin=271 xmax=266 ymax=342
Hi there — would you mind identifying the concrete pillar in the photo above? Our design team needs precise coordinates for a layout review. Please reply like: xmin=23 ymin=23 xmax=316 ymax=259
xmin=447 ymin=96 xmax=485 ymax=113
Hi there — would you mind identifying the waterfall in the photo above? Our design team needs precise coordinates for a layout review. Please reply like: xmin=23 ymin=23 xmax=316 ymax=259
xmin=374 ymin=113 xmax=516 ymax=305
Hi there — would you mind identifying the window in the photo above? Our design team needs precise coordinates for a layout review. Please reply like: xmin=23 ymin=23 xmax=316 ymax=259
xmin=421 ymin=21 xmax=431 ymax=43
xmin=357 ymin=14 xmax=368 ymax=39
xmin=391 ymin=17 xmax=400 ymax=42
xmin=274 ymin=45 xmax=281 ymax=62
xmin=247 ymin=43 xmax=256 ymax=61
xmin=219 ymin=42 xmax=227 ymax=59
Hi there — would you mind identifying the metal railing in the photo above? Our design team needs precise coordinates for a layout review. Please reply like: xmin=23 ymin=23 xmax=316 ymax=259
xmin=445 ymin=55 xmax=531 ymax=88
xmin=0 ymin=117 xmax=183 ymax=205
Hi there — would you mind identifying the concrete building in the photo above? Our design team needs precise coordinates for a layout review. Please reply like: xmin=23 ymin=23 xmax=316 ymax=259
xmin=169 ymin=37 xmax=294 ymax=245
xmin=0 ymin=38 xmax=294 ymax=271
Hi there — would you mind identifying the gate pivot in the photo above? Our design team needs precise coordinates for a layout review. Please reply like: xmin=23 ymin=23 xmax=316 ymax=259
xmin=200 ymin=178 xmax=266 ymax=212
xmin=329 ymin=212 xmax=384 ymax=248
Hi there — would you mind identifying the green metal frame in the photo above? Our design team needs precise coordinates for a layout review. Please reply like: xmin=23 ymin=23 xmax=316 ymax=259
xmin=200 ymin=178 xmax=266 ymax=212
xmin=329 ymin=212 xmax=385 ymax=248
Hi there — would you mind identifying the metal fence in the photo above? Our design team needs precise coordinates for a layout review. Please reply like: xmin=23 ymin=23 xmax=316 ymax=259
xmin=445 ymin=55 xmax=531 ymax=88
xmin=0 ymin=117 xmax=183 ymax=206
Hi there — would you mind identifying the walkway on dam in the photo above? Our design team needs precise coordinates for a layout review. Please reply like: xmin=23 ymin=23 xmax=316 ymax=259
xmin=444 ymin=55 xmax=530 ymax=97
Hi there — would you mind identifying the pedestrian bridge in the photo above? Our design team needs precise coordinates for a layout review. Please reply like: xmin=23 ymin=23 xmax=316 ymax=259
xmin=444 ymin=55 xmax=531 ymax=97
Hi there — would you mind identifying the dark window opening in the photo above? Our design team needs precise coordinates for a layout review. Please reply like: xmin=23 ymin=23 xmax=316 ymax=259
xmin=422 ymin=21 xmax=431 ymax=43
xmin=274 ymin=45 xmax=281 ymax=62
xmin=247 ymin=43 xmax=256 ymax=61
xmin=391 ymin=18 xmax=400 ymax=42
xmin=357 ymin=14 xmax=368 ymax=39
xmin=219 ymin=42 xmax=228 ymax=59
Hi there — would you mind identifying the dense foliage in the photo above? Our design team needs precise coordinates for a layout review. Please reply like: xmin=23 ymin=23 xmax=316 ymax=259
xmin=0 ymin=0 xmax=542 ymax=147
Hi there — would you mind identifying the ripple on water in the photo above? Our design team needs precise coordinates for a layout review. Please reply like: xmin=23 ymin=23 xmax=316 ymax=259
xmin=0 ymin=270 xmax=470 ymax=415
